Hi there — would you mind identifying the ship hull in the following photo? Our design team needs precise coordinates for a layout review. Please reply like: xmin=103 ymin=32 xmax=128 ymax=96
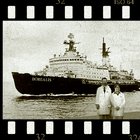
xmin=12 ymin=72 xmax=140 ymax=95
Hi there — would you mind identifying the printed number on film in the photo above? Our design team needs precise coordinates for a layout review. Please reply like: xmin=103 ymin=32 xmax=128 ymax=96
xmin=56 ymin=0 xmax=65 ymax=4
xmin=128 ymin=134 xmax=140 ymax=140
xmin=35 ymin=133 xmax=45 ymax=140
xmin=114 ymin=0 xmax=134 ymax=4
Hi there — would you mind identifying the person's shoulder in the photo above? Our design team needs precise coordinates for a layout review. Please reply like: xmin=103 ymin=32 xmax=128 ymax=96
xmin=111 ymin=92 xmax=115 ymax=96
xmin=107 ymin=85 xmax=111 ymax=89
xmin=97 ymin=86 xmax=102 ymax=90
xmin=120 ymin=92 xmax=125 ymax=96
xmin=106 ymin=85 xmax=111 ymax=92
xmin=96 ymin=86 xmax=102 ymax=92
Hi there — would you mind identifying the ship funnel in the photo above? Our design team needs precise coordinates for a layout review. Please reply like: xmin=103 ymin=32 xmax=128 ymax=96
xmin=54 ymin=54 xmax=56 ymax=58
xmin=77 ymin=52 xmax=79 ymax=55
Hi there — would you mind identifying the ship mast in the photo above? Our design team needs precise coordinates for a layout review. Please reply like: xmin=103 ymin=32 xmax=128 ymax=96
xmin=63 ymin=33 xmax=80 ymax=52
xmin=102 ymin=37 xmax=110 ymax=67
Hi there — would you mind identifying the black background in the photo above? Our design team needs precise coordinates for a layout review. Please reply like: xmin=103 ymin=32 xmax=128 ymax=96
xmin=2 ymin=0 xmax=140 ymax=139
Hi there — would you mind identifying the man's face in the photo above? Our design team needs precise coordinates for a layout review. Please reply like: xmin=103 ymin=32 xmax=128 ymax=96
xmin=102 ymin=79 xmax=107 ymax=86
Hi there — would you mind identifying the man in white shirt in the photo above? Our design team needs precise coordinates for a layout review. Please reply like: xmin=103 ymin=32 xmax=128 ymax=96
xmin=95 ymin=77 xmax=112 ymax=119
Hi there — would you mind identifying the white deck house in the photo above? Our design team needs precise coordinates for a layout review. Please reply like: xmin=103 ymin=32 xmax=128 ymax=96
xmin=44 ymin=33 xmax=110 ymax=80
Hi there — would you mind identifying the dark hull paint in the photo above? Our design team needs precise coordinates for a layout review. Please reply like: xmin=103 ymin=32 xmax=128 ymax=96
xmin=12 ymin=72 xmax=140 ymax=95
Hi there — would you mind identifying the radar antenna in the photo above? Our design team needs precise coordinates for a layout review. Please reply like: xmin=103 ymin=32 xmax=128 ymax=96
xmin=63 ymin=33 xmax=80 ymax=52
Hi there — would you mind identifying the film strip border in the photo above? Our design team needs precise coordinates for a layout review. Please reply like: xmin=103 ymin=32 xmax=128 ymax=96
xmin=2 ymin=4 xmax=140 ymax=20
xmin=3 ymin=120 xmax=140 ymax=135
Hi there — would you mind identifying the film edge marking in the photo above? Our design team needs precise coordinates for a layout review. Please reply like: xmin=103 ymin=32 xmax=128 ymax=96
xmin=27 ymin=6 xmax=35 ymax=19
xmin=84 ymin=6 xmax=92 ymax=19
xmin=8 ymin=6 xmax=16 ymax=19
xmin=65 ymin=6 xmax=73 ymax=19
xmin=122 ymin=6 xmax=130 ymax=19
xmin=6 ymin=121 xmax=134 ymax=135
xmin=46 ymin=6 xmax=54 ymax=19
xmin=103 ymin=121 xmax=111 ymax=134
xmin=8 ymin=121 xmax=16 ymax=134
xmin=7 ymin=5 xmax=132 ymax=19
xmin=27 ymin=121 xmax=35 ymax=134
xmin=122 ymin=121 xmax=130 ymax=134
xmin=65 ymin=121 xmax=73 ymax=134
xmin=84 ymin=121 xmax=92 ymax=134
xmin=103 ymin=6 xmax=111 ymax=19
xmin=46 ymin=121 xmax=54 ymax=134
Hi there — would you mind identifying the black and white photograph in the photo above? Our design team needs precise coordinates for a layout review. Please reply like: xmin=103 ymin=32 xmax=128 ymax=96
xmin=3 ymin=21 xmax=140 ymax=119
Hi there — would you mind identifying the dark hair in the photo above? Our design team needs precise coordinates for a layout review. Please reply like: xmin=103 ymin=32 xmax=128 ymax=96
xmin=114 ymin=83 xmax=120 ymax=89
xmin=102 ymin=77 xmax=107 ymax=81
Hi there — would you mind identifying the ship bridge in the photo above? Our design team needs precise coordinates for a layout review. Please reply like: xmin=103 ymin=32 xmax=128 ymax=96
xmin=49 ymin=33 xmax=86 ymax=68
xmin=49 ymin=53 xmax=85 ymax=68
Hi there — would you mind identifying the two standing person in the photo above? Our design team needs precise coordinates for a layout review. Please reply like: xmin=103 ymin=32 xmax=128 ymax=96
xmin=95 ymin=78 xmax=125 ymax=119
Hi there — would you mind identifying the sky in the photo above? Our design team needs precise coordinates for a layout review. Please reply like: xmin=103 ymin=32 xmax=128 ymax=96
xmin=3 ymin=21 xmax=140 ymax=82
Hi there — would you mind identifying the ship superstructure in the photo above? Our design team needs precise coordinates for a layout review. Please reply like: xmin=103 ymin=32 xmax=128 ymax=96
xmin=35 ymin=33 xmax=110 ymax=80
xmin=35 ymin=33 xmax=134 ymax=81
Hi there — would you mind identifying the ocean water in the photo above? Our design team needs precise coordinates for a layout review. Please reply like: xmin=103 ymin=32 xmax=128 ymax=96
xmin=3 ymin=82 xmax=140 ymax=119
